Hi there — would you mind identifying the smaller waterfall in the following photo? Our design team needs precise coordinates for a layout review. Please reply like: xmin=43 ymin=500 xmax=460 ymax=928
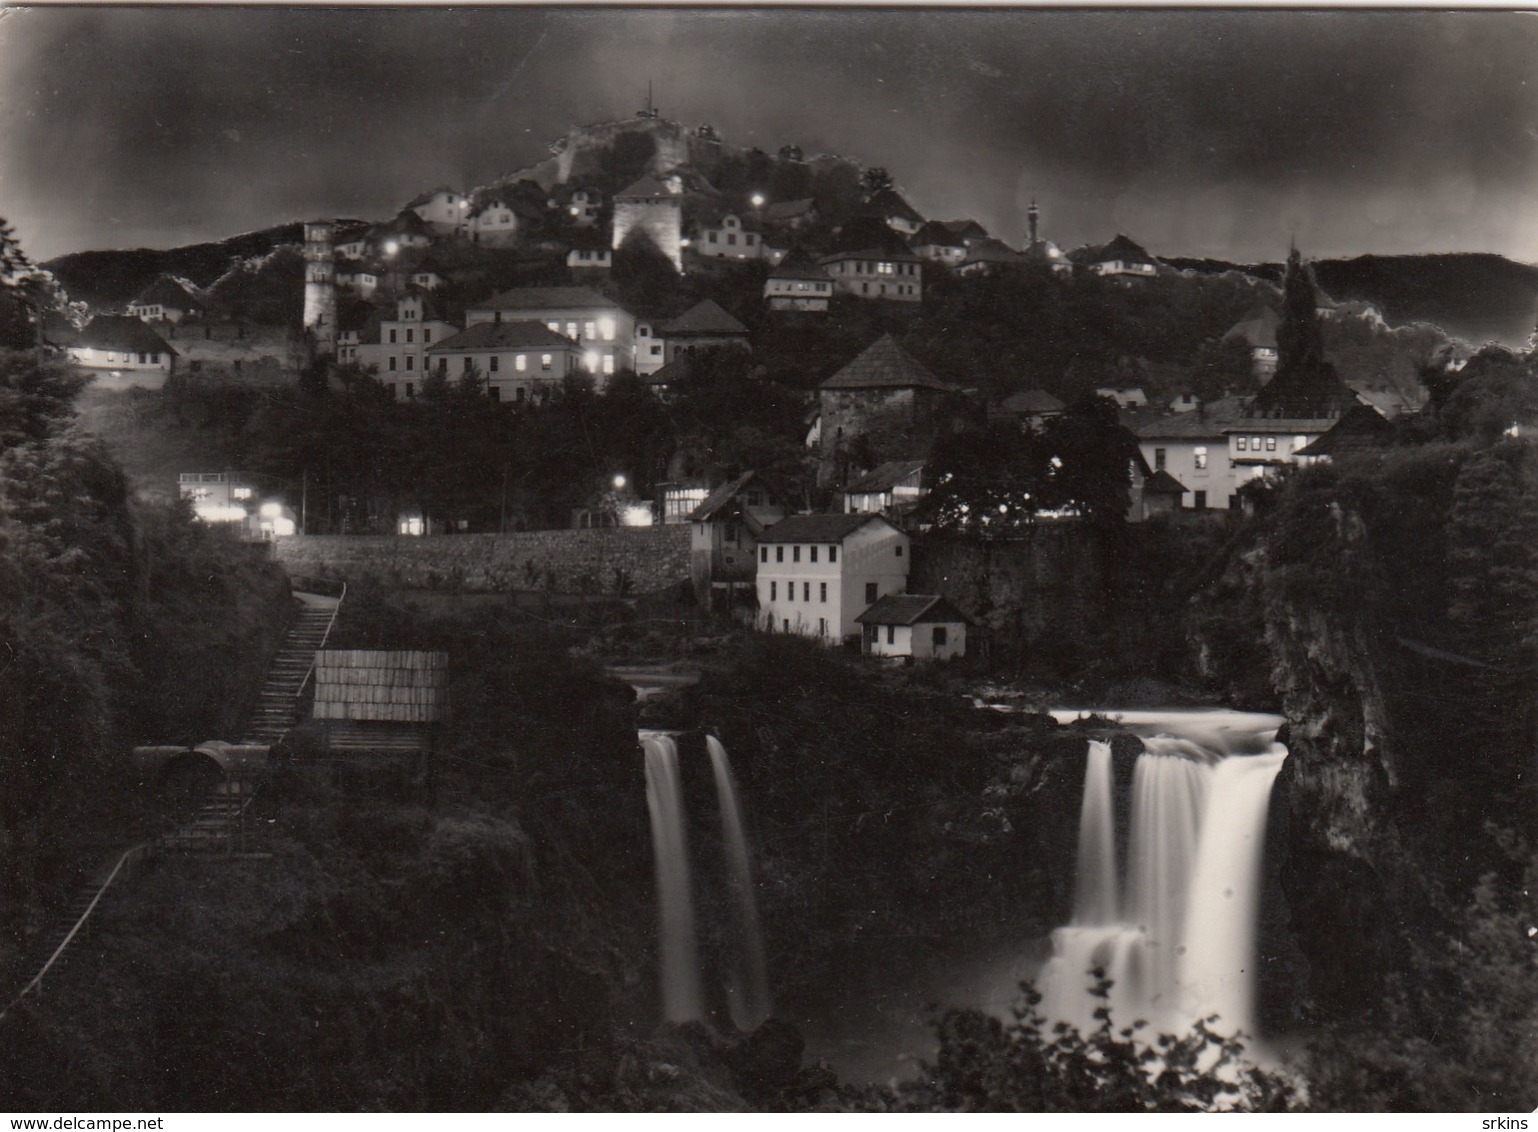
xmin=642 ymin=733 xmax=704 ymax=1022
xmin=707 ymin=735 xmax=773 ymax=1031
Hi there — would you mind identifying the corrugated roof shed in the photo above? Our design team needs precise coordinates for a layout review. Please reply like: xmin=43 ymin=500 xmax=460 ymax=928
xmin=313 ymin=650 xmax=449 ymax=723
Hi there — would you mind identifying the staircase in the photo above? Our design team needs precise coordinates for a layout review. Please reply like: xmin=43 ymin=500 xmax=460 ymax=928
xmin=242 ymin=593 xmax=340 ymax=743
xmin=157 ymin=779 xmax=256 ymax=853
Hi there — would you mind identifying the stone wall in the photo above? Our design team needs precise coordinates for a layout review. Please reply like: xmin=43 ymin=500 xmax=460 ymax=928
xmin=274 ymin=526 xmax=691 ymax=596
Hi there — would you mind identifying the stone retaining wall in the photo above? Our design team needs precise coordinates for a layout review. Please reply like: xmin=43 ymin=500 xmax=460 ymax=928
xmin=274 ymin=527 xmax=691 ymax=595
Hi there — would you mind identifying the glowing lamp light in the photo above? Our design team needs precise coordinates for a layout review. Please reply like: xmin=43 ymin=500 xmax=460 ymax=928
xmin=584 ymin=351 xmax=601 ymax=372
xmin=231 ymin=486 xmax=253 ymax=501
xmin=750 ymin=192 xmax=766 ymax=209
xmin=612 ymin=473 xmax=628 ymax=491
xmin=259 ymin=501 xmax=283 ymax=519
xmin=383 ymin=239 xmax=400 ymax=257
xmin=598 ymin=317 xmax=616 ymax=341
xmin=271 ymin=516 xmax=296 ymax=537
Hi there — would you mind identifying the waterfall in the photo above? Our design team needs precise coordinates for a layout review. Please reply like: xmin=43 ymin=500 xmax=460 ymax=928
xmin=1036 ymin=713 xmax=1286 ymax=1042
xmin=707 ymin=735 xmax=773 ymax=1031
xmin=642 ymin=732 xmax=704 ymax=1022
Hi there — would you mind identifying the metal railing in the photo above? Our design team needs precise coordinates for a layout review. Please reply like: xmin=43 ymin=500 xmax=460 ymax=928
xmin=296 ymin=582 xmax=345 ymax=699
xmin=0 ymin=841 xmax=155 ymax=1023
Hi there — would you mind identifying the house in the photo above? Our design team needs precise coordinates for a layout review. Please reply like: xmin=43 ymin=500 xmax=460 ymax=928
xmin=126 ymin=275 xmax=203 ymax=323
xmin=1292 ymin=403 xmax=1394 ymax=462
xmin=1095 ymin=386 xmax=1149 ymax=409
xmin=1221 ymin=306 xmax=1281 ymax=379
xmin=956 ymin=238 xmax=1026 ymax=277
xmin=1167 ymin=391 xmax=1202 ymax=414
xmin=864 ymin=188 xmax=926 ymax=236
xmin=465 ymin=286 xmax=637 ymax=380
xmin=856 ymin=594 xmax=969 ymax=661
xmin=687 ymin=470 xmax=789 ymax=605
xmin=410 ymin=269 xmax=444 ymax=291
xmin=640 ymin=353 xmax=692 ymax=398
xmin=1131 ymin=397 xmax=1246 ymax=511
xmin=940 ymin=218 xmax=990 ymax=245
xmin=567 ymin=230 xmax=613 ymax=277
xmin=764 ymin=248 xmax=833 ymax=312
xmin=762 ymin=198 xmax=818 ymax=231
xmin=335 ymin=260 xmax=380 ymax=299
xmin=335 ymin=300 xmax=375 ymax=367
xmin=634 ymin=319 xmax=665 ymax=375
xmin=564 ymin=187 xmax=604 ymax=227
xmin=1136 ymin=469 xmax=1191 ymax=520
xmin=178 ymin=471 xmax=256 ymax=528
xmin=404 ymin=187 xmax=469 ymax=235
xmin=371 ymin=210 xmax=434 ymax=255
xmin=819 ymin=247 xmax=923 ymax=302
xmin=1224 ymin=365 xmax=1364 ymax=489
xmin=910 ymin=221 xmax=969 ymax=266
xmin=658 ymin=299 xmax=750 ymax=362
xmin=1079 ymin=234 xmax=1160 ymax=281
xmin=755 ymin=513 xmax=910 ymax=643
xmin=356 ymin=292 xmax=459 ymax=399
xmin=842 ymin=459 xmax=927 ymax=517
xmin=999 ymin=389 xmax=1066 ymax=429
xmin=695 ymin=212 xmax=763 ymax=260
xmin=818 ymin=334 xmax=961 ymax=485
xmin=612 ymin=172 xmax=685 ymax=271
xmin=468 ymin=194 xmax=521 ymax=246
xmin=425 ymin=321 xmax=580 ymax=403
xmin=68 ymin=315 xmax=177 ymax=390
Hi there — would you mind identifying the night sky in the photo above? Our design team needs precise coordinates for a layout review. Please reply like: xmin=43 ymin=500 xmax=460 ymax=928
xmin=3 ymin=7 xmax=1536 ymax=264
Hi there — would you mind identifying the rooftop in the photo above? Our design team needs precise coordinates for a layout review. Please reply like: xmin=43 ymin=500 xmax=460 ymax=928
xmin=855 ymin=594 xmax=970 ymax=626
xmin=660 ymin=299 xmax=749 ymax=337
xmin=821 ymin=335 xmax=956 ymax=393
xmin=74 ymin=315 xmax=177 ymax=356
xmin=428 ymin=321 xmax=576 ymax=352
xmin=472 ymin=286 xmax=621 ymax=313
xmin=757 ymin=512 xmax=892 ymax=544
xmin=845 ymin=459 xmax=926 ymax=495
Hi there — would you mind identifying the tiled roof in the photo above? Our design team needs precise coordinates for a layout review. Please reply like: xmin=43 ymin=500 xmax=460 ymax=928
xmin=763 ymin=198 xmax=816 ymax=223
xmin=865 ymin=188 xmax=925 ymax=225
xmin=428 ymin=321 xmax=575 ymax=352
xmin=1076 ymin=233 xmax=1157 ymax=267
xmin=1129 ymin=397 xmax=1247 ymax=439
xmin=757 ymin=513 xmax=889 ymax=543
xmin=1246 ymin=366 xmax=1363 ymax=420
xmin=74 ymin=315 xmax=177 ymax=356
xmin=1222 ymin=305 xmax=1280 ymax=350
xmin=688 ymin=471 xmax=774 ymax=521
xmin=473 ymin=286 xmax=619 ymax=313
xmin=660 ymin=299 xmax=748 ymax=337
xmin=1142 ymin=469 xmax=1190 ymax=495
xmin=820 ymin=335 xmax=955 ymax=392
xmin=855 ymin=594 xmax=969 ymax=626
xmin=130 ymin=275 xmax=202 ymax=310
xmin=1293 ymin=404 xmax=1393 ymax=456
xmin=617 ymin=173 xmax=682 ymax=199
xmin=403 ymin=186 xmax=458 ymax=210
xmin=941 ymin=219 xmax=990 ymax=241
xmin=912 ymin=221 xmax=967 ymax=249
xmin=769 ymin=248 xmax=830 ymax=281
xmin=1001 ymin=389 xmax=1066 ymax=415
xmin=959 ymin=238 xmax=1025 ymax=266
xmin=642 ymin=355 xmax=694 ymax=387
xmin=845 ymin=459 xmax=925 ymax=494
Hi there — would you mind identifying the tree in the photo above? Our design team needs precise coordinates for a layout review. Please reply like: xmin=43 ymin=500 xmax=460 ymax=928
xmin=913 ymin=421 xmax=1045 ymax=536
xmin=1037 ymin=393 xmax=1139 ymax=529
xmin=860 ymin=166 xmax=895 ymax=199
xmin=1275 ymin=246 xmax=1327 ymax=378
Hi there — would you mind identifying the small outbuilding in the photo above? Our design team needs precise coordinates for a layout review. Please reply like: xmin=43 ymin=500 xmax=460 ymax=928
xmin=856 ymin=594 xmax=970 ymax=661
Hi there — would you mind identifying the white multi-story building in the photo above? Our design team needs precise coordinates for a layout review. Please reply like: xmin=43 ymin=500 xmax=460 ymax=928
xmin=356 ymin=293 xmax=458 ymax=399
xmin=755 ymin=513 xmax=909 ymax=643
xmin=425 ymin=322 xmax=581 ymax=403
xmin=465 ymin=286 xmax=637 ymax=384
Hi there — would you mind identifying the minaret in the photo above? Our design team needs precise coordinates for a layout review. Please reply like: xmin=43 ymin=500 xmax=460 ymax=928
xmin=1027 ymin=199 xmax=1040 ymax=246
xmin=303 ymin=220 xmax=337 ymax=357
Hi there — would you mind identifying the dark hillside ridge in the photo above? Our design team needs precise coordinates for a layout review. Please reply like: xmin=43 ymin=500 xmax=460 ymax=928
xmin=42 ymin=220 xmax=369 ymax=310
xmin=1165 ymin=252 xmax=1538 ymax=349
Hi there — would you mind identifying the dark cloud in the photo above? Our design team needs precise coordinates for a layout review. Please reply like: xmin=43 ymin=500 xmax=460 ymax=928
xmin=2 ymin=8 xmax=1534 ymax=262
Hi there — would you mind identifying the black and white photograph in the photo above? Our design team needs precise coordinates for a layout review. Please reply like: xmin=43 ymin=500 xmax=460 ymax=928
xmin=0 ymin=4 xmax=1535 ymax=1115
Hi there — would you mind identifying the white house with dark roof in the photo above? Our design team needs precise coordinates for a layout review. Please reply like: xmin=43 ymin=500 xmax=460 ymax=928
xmin=755 ymin=512 xmax=910 ymax=642
xmin=1222 ymin=305 xmax=1281 ymax=379
xmin=1130 ymin=396 xmax=1246 ymax=511
xmin=356 ymin=292 xmax=459 ymax=399
xmin=763 ymin=198 xmax=818 ymax=230
xmin=468 ymin=195 xmax=520 ymax=246
xmin=956 ymin=238 xmax=1027 ymax=277
xmin=856 ymin=594 xmax=969 ymax=660
xmin=425 ymin=321 xmax=581 ymax=403
xmin=127 ymin=275 xmax=204 ymax=324
xmin=765 ymin=249 xmax=833 ymax=312
xmin=405 ymin=187 xmax=469 ymax=235
xmin=68 ymin=315 xmax=178 ymax=390
xmin=659 ymin=299 xmax=749 ymax=362
xmin=695 ymin=212 xmax=763 ymax=260
xmin=819 ymin=247 xmax=923 ymax=302
xmin=910 ymin=221 xmax=969 ymax=266
xmin=465 ymin=286 xmax=636 ymax=380
xmin=1079 ymin=234 xmax=1159 ymax=281
xmin=864 ymin=188 xmax=926 ymax=236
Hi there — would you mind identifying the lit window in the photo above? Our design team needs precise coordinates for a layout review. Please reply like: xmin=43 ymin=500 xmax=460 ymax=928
xmin=541 ymin=354 xmax=552 ymax=370
xmin=1265 ymin=437 xmax=1277 ymax=451
xmin=1236 ymin=437 xmax=1248 ymax=452
xmin=567 ymin=322 xmax=578 ymax=339
xmin=599 ymin=317 xmax=615 ymax=341
xmin=602 ymin=354 xmax=614 ymax=375
xmin=516 ymin=355 xmax=527 ymax=371
xmin=584 ymin=351 xmax=600 ymax=372
xmin=585 ymin=321 xmax=596 ymax=339
xmin=1194 ymin=447 xmax=1208 ymax=470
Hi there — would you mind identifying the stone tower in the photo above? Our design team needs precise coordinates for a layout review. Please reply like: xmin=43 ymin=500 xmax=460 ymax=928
xmin=1027 ymin=200 xmax=1040 ymax=246
xmin=612 ymin=172 xmax=684 ymax=272
xmin=303 ymin=220 xmax=337 ymax=356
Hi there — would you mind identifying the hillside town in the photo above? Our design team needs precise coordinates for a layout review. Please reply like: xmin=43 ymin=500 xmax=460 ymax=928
xmin=16 ymin=107 xmax=1522 ymax=660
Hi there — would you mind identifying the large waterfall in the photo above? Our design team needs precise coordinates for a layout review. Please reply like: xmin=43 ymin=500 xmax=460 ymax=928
xmin=641 ymin=730 xmax=772 ymax=1028
xmin=1037 ymin=712 xmax=1287 ymax=1043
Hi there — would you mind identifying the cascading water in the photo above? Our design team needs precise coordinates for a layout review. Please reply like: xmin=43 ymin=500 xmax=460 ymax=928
xmin=1036 ymin=712 xmax=1287 ymax=1043
xmin=642 ymin=732 xmax=704 ymax=1022
xmin=707 ymin=735 xmax=773 ymax=1031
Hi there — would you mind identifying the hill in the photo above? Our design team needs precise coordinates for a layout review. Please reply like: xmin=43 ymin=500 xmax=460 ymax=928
xmin=41 ymin=220 xmax=368 ymax=311
xmin=1164 ymin=252 xmax=1538 ymax=349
